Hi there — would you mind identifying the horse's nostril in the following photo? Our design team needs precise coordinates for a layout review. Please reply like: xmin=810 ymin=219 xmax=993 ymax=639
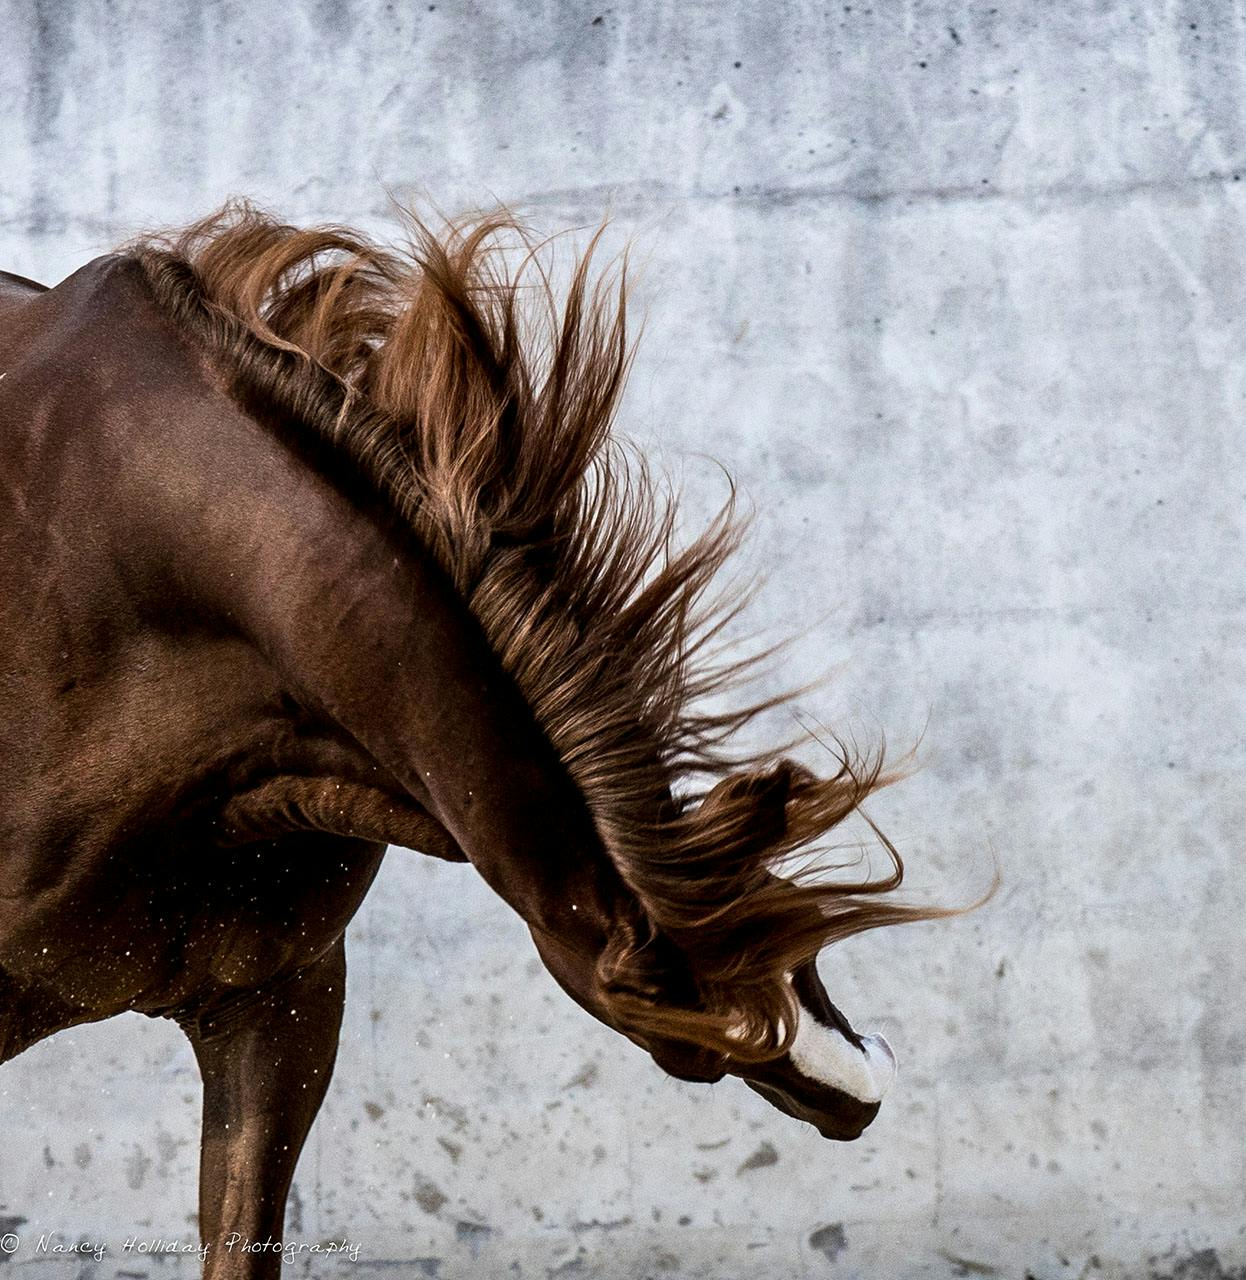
xmin=858 ymin=1032 xmax=898 ymax=1098
xmin=862 ymin=1032 xmax=896 ymax=1068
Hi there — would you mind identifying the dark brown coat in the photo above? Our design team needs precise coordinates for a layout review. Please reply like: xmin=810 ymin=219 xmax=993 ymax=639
xmin=0 ymin=208 xmax=951 ymax=1279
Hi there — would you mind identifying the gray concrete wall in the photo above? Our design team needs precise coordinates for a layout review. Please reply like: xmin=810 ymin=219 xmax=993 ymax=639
xmin=1 ymin=1 xmax=1244 ymax=1277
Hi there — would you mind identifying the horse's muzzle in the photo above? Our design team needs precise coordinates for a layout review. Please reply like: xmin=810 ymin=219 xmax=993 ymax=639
xmin=743 ymin=1071 xmax=884 ymax=1141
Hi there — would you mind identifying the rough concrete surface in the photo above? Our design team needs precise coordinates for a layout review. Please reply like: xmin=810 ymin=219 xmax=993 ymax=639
xmin=2 ymin=1 xmax=1245 ymax=1277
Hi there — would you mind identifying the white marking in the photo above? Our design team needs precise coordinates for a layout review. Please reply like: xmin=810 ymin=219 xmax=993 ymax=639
xmin=788 ymin=1004 xmax=897 ymax=1104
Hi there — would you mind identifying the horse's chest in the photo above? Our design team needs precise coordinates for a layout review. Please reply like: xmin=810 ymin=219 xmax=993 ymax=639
xmin=0 ymin=832 xmax=383 ymax=1024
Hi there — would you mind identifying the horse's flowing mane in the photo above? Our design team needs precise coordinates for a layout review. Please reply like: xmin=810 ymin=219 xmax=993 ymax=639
xmin=129 ymin=202 xmax=949 ymax=1062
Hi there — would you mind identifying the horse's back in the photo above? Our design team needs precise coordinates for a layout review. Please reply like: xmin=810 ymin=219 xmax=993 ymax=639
xmin=0 ymin=268 xmax=47 ymax=295
xmin=0 ymin=268 xmax=51 ymax=368
xmin=0 ymin=268 xmax=48 ymax=318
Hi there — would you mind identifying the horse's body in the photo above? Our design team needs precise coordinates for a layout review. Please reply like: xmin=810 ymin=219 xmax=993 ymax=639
xmin=0 ymin=209 xmax=935 ymax=1278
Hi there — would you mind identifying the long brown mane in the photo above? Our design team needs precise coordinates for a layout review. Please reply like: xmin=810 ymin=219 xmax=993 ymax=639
xmin=129 ymin=202 xmax=950 ymax=1064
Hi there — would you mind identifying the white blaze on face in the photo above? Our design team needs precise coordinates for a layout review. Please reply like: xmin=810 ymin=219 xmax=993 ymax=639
xmin=788 ymin=1004 xmax=897 ymax=1104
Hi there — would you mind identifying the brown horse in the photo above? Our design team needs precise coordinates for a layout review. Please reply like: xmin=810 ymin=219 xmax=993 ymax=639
xmin=0 ymin=204 xmax=947 ymax=1278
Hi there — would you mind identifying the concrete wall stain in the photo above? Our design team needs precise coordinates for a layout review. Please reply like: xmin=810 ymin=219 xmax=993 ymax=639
xmin=736 ymin=1141 xmax=779 ymax=1173
xmin=1148 ymin=1251 xmax=1246 ymax=1280
xmin=809 ymin=1222 xmax=847 ymax=1263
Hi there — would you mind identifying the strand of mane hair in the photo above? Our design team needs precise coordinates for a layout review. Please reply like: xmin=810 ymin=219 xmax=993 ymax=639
xmin=598 ymin=746 xmax=987 ymax=1064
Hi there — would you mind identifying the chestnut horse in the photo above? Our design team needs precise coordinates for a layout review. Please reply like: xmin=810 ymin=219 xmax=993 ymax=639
xmin=0 ymin=205 xmax=943 ymax=1278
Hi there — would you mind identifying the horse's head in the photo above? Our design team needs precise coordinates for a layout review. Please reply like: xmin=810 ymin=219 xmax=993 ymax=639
xmin=644 ymin=956 xmax=898 ymax=1141
xmin=525 ymin=759 xmax=940 ymax=1142
xmin=531 ymin=919 xmax=898 ymax=1140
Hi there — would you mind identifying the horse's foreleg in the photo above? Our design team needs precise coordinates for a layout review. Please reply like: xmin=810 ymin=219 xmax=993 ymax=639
xmin=180 ymin=939 xmax=347 ymax=1280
